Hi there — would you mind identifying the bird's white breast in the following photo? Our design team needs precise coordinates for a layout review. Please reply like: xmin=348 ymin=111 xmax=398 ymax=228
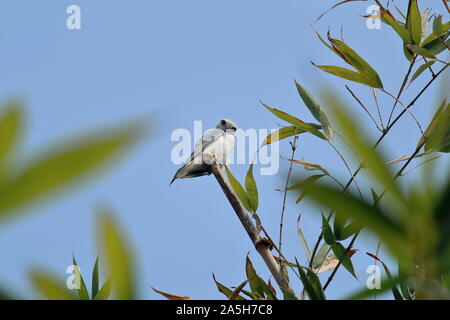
xmin=204 ymin=133 xmax=235 ymax=164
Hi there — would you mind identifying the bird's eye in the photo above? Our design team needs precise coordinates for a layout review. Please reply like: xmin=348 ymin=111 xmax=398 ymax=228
xmin=221 ymin=120 xmax=226 ymax=125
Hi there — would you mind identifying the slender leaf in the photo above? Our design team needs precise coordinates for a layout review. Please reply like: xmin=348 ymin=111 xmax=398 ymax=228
xmin=322 ymin=214 xmax=336 ymax=245
xmin=331 ymin=242 xmax=356 ymax=278
xmin=406 ymin=44 xmax=436 ymax=59
xmin=93 ymin=277 xmax=112 ymax=300
xmin=98 ymin=212 xmax=135 ymax=300
xmin=422 ymin=33 xmax=450 ymax=55
xmin=411 ymin=60 xmax=436 ymax=82
xmin=313 ymin=64 xmax=379 ymax=88
xmin=288 ymin=174 xmax=325 ymax=203
xmin=366 ymin=253 xmax=403 ymax=300
xmin=419 ymin=100 xmax=450 ymax=153
xmin=91 ymin=256 xmax=99 ymax=299
xmin=245 ymin=164 xmax=258 ymax=212
xmin=379 ymin=8 xmax=412 ymax=43
xmin=340 ymin=222 xmax=362 ymax=240
xmin=0 ymin=101 xmax=22 ymax=164
xmin=0 ymin=121 xmax=144 ymax=221
xmin=229 ymin=280 xmax=249 ymax=300
xmin=261 ymin=126 xmax=304 ymax=146
xmin=152 ymin=287 xmax=192 ymax=300
xmin=72 ymin=256 xmax=90 ymax=300
xmin=406 ymin=0 xmax=422 ymax=45
xmin=245 ymin=256 xmax=265 ymax=298
xmin=346 ymin=276 xmax=403 ymax=300
xmin=296 ymin=259 xmax=326 ymax=300
xmin=30 ymin=270 xmax=77 ymax=300
xmin=261 ymin=102 xmax=326 ymax=140
xmin=327 ymin=37 xmax=383 ymax=88
xmin=295 ymin=81 xmax=333 ymax=140
xmin=312 ymin=243 xmax=331 ymax=269
xmin=225 ymin=166 xmax=251 ymax=211
xmin=213 ymin=274 xmax=246 ymax=300
xmin=297 ymin=215 xmax=311 ymax=262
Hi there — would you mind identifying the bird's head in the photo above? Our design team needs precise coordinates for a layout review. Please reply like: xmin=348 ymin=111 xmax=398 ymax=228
xmin=217 ymin=119 xmax=237 ymax=134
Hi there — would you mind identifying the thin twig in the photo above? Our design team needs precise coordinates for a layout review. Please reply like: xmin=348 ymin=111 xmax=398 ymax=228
xmin=345 ymin=85 xmax=383 ymax=132
xmin=329 ymin=142 xmax=364 ymax=200
xmin=381 ymin=89 xmax=424 ymax=135
xmin=278 ymin=136 xmax=299 ymax=263
xmin=371 ymin=87 xmax=385 ymax=131
xmin=387 ymin=58 xmax=416 ymax=127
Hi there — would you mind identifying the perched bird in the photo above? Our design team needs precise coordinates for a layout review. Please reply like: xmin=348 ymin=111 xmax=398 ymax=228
xmin=170 ymin=119 xmax=237 ymax=185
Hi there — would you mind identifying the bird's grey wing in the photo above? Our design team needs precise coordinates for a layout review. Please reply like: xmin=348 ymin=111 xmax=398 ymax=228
xmin=170 ymin=129 xmax=223 ymax=185
xmin=184 ymin=128 xmax=223 ymax=164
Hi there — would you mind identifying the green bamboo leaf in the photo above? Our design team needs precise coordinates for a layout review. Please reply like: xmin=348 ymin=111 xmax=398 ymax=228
xmin=379 ymin=9 xmax=412 ymax=43
xmin=306 ymin=268 xmax=325 ymax=300
xmin=333 ymin=211 xmax=347 ymax=241
xmin=296 ymin=259 xmax=326 ymax=300
xmin=152 ymin=287 xmax=192 ymax=300
xmin=261 ymin=102 xmax=326 ymax=140
xmin=0 ymin=121 xmax=145 ymax=222
xmin=281 ymin=288 xmax=299 ymax=300
xmin=406 ymin=0 xmax=422 ymax=45
xmin=245 ymin=256 xmax=265 ymax=298
xmin=327 ymin=37 xmax=383 ymax=88
xmin=256 ymin=277 xmax=277 ymax=300
xmin=418 ymin=99 xmax=450 ymax=153
xmin=229 ymin=280 xmax=249 ymax=300
xmin=295 ymin=81 xmax=333 ymax=140
xmin=422 ymin=34 xmax=450 ymax=56
xmin=331 ymin=242 xmax=356 ymax=278
xmin=212 ymin=274 xmax=246 ymax=300
xmin=225 ymin=166 xmax=252 ymax=211
xmin=261 ymin=126 xmax=304 ymax=146
xmin=93 ymin=277 xmax=112 ymax=300
xmin=324 ymin=93 xmax=406 ymax=205
xmin=287 ymin=174 xmax=325 ymax=203
xmin=72 ymin=256 xmax=90 ymax=300
xmin=313 ymin=64 xmax=379 ymax=88
xmin=299 ymin=182 xmax=408 ymax=262
xmin=30 ymin=270 xmax=77 ymax=300
xmin=98 ymin=211 xmax=136 ymax=300
xmin=312 ymin=243 xmax=331 ymax=269
xmin=297 ymin=215 xmax=311 ymax=262
xmin=322 ymin=214 xmax=336 ymax=245
xmin=406 ymin=44 xmax=436 ymax=59
xmin=0 ymin=101 xmax=22 ymax=164
xmin=433 ymin=15 xmax=444 ymax=35
xmin=339 ymin=222 xmax=362 ymax=240
xmin=0 ymin=286 xmax=19 ymax=300
xmin=91 ymin=256 xmax=99 ymax=299
xmin=411 ymin=60 xmax=436 ymax=83
xmin=245 ymin=164 xmax=258 ymax=212
xmin=346 ymin=276 xmax=403 ymax=300
xmin=366 ymin=253 xmax=404 ymax=300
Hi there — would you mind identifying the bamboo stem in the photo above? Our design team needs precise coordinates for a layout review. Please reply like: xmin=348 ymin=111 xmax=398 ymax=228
xmin=209 ymin=161 xmax=295 ymax=297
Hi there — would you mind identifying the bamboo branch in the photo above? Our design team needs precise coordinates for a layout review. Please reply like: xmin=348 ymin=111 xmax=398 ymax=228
xmin=209 ymin=161 xmax=295 ymax=296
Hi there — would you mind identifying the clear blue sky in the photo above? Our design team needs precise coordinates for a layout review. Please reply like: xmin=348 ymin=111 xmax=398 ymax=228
xmin=0 ymin=0 xmax=448 ymax=299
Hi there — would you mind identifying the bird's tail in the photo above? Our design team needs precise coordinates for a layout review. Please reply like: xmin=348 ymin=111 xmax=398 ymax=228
xmin=169 ymin=176 xmax=176 ymax=186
